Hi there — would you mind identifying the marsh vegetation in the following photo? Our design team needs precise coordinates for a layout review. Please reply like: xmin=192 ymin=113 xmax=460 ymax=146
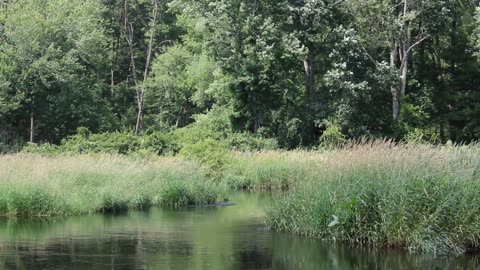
xmin=0 ymin=155 xmax=223 ymax=216
xmin=2 ymin=141 xmax=479 ymax=254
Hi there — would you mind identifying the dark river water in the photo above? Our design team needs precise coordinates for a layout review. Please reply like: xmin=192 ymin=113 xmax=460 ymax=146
xmin=0 ymin=192 xmax=478 ymax=270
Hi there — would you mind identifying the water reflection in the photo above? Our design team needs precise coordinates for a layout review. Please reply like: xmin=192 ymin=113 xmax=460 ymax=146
xmin=0 ymin=192 xmax=478 ymax=270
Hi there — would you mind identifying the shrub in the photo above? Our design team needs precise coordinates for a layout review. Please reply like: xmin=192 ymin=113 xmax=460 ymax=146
xmin=404 ymin=128 xmax=425 ymax=143
xmin=21 ymin=143 xmax=61 ymax=156
xmin=224 ymin=132 xmax=278 ymax=151
xmin=179 ymin=138 xmax=228 ymax=172
xmin=319 ymin=121 xmax=346 ymax=149
xmin=144 ymin=132 xmax=179 ymax=155
xmin=223 ymin=151 xmax=312 ymax=190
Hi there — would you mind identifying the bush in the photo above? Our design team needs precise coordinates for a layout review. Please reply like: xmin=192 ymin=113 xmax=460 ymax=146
xmin=21 ymin=143 xmax=61 ymax=156
xmin=319 ymin=121 xmax=346 ymax=149
xmin=224 ymin=132 xmax=278 ymax=151
xmin=404 ymin=128 xmax=425 ymax=143
xmin=63 ymin=131 xmax=142 ymax=154
xmin=179 ymin=138 xmax=228 ymax=172
xmin=21 ymin=123 xmax=279 ymax=170
xmin=144 ymin=132 xmax=179 ymax=155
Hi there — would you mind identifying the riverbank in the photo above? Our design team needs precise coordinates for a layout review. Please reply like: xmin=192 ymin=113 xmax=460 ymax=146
xmin=1 ymin=141 xmax=479 ymax=254
xmin=0 ymin=155 xmax=225 ymax=216
xmin=263 ymin=142 xmax=480 ymax=254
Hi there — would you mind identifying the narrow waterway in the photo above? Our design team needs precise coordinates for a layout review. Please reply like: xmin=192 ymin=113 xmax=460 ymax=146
xmin=0 ymin=192 xmax=477 ymax=269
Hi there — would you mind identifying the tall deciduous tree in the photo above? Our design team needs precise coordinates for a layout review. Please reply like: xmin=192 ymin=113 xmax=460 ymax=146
xmin=348 ymin=0 xmax=443 ymax=121
xmin=0 ymin=0 xmax=111 ymax=143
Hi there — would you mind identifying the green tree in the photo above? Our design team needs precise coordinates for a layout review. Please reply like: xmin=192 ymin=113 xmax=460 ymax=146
xmin=347 ymin=0 xmax=446 ymax=122
xmin=0 ymin=0 xmax=112 ymax=143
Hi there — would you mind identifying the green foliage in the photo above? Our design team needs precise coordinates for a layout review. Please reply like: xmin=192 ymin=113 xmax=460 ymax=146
xmin=473 ymin=7 xmax=480 ymax=59
xmin=224 ymin=132 xmax=278 ymax=151
xmin=403 ymin=129 xmax=426 ymax=144
xmin=179 ymin=138 xmax=228 ymax=172
xmin=223 ymin=152 xmax=309 ymax=190
xmin=1 ymin=0 xmax=479 ymax=148
xmin=143 ymin=132 xmax=179 ymax=155
xmin=62 ymin=132 xmax=142 ymax=155
xmin=21 ymin=143 xmax=60 ymax=156
xmin=0 ymin=0 xmax=114 ymax=143
xmin=3 ymin=188 xmax=64 ymax=216
xmin=319 ymin=121 xmax=346 ymax=149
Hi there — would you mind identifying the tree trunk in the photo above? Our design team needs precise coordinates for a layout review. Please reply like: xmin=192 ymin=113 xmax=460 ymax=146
xmin=135 ymin=99 xmax=144 ymax=133
xmin=393 ymin=47 xmax=410 ymax=122
xmin=304 ymin=46 xmax=315 ymax=109
xmin=390 ymin=41 xmax=400 ymax=121
xmin=29 ymin=111 xmax=34 ymax=143
xmin=251 ymin=91 xmax=260 ymax=133
xmin=175 ymin=105 xmax=188 ymax=128
xmin=439 ymin=120 xmax=445 ymax=143
xmin=110 ymin=10 xmax=118 ymax=99
xmin=400 ymin=54 xmax=409 ymax=97
xmin=392 ymin=89 xmax=401 ymax=122
xmin=135 ymin=0 xmax=158 ymax=135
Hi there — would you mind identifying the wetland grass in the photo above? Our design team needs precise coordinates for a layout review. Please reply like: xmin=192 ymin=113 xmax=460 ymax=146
xmin=260 ymin=141 xmax=480 ymax=253
xmin=0 ymin=155 xmax=225 ymax=216
xmin=2 ymin=140 xmax=480 ymax=254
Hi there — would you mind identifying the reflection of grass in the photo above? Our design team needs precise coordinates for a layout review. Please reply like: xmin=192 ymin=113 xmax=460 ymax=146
xmin=0 ymin=192 xmax=272 ymax=270
xmin=271 ymin=233 xmax=480 ymax=270
xmin=264 ymin=141 xmax=480 ymax=254
xmin=0 ymin=155 xmax=225 ymax=216
xmin=0 ymin=193 xmax=266 ymax=241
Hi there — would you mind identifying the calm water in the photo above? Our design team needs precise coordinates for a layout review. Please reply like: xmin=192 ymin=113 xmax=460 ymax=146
xmin=0 ymin=192 xmax=478 ymax=270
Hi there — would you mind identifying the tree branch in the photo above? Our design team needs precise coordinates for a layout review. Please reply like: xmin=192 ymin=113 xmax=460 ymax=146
xmin=358 ymin=40 xmax=377 ymax=67
xmin=407 ymin=35 xmax=429 ymax=54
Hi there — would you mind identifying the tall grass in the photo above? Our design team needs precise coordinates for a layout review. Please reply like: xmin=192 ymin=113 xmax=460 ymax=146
xmin=223 ymin=150 xmax=322 ymax=190
xmin=0 ymin=155 xmax=225 ymax=216
xmin=2 ymin=141 xmax=480 ymax=254
xmin=226 ymin=141 xmax=480 ymax=254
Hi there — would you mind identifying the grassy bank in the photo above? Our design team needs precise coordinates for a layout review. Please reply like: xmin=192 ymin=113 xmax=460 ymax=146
xmin=0 ymin=155 xmax=225 ymax=216
xmin=259 ymin=141 xmax=480 ymax=254
xmin=2 ymin=141 xmax=480 ymax=254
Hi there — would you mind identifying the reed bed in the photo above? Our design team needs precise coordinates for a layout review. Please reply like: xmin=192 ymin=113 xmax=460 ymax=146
xmin=0 ymin=154 xmax=225 ymax=216
xmin=226 ymin=141 xmax=480 ymax=254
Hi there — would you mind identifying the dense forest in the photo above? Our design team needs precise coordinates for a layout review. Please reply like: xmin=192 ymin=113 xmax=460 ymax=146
xmin=1 ymin=0 xmax=479 ymax=150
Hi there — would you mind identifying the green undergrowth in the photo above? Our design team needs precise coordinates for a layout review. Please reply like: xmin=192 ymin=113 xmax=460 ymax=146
xmin=223 ymin=151 xmax=319 ymax=190
xmin=0 ymin=155 xmax=226 ymax=216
